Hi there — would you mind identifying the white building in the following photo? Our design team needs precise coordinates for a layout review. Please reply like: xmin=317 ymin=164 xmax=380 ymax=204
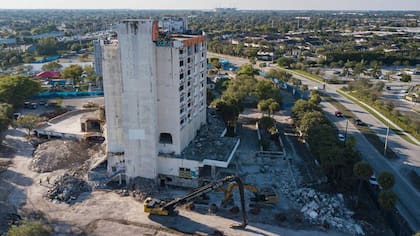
xmin=102 ymin=19 xmax=235 ymax=187
xmin=93 ymin=40 xmax=103 ymax=77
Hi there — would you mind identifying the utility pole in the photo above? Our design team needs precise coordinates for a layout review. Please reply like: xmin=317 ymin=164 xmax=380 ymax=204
xmin=344 ymin=119 xmax=349 ymax=142
xmin=384 ymin=125 xmax=390 ymax=156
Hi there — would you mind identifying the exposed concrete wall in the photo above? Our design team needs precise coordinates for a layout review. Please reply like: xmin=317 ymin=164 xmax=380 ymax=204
xmin=118 ymin=20 xmax=158 ymax=179
xmin=102 ymin=44 xmax=124 ymax=154
xmin=156 ymin=46 xmax=181 ymax=154
xmin=157 ymin=156 xmax=201 ymax=178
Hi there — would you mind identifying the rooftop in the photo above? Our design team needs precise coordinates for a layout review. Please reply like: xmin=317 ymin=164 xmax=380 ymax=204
xmin=160 ymin=109 xmax=239 ymax=165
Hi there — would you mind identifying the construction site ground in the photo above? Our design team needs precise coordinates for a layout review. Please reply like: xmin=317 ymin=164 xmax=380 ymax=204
xmin=0 ymin=127 xmax=354 ymax=236
xmin=0 ymin=92 xmax=391 ymax=235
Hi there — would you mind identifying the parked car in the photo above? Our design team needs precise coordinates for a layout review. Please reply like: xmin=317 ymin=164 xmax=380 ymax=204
xmin=39 ymin=100 xmax=47 ymax=106
xmin=30 ymin=102 xmax=38 ymax=109
xmin=369 ymin=175 xmax=382 ymax=190
xmin=12 ymin=113 xmax=21 ymax=120
xmin=338 ymin=133 xmax=345 ymax=142
xmin=85 ymin=135 xmax=105 ymax=143
xmin=23 ymin=101 xmax=31 ymax=108
xmin=354 ymin=118 xmax=365 ymax=126
xmin=335 ymin=111 xmax=343 ymax=118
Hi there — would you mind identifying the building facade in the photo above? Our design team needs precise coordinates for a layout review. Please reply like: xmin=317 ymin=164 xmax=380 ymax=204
xmin=102 ymin=19 xmax=207 ymax=182
xmin=93 ymin=40 xmax=104 ymax=77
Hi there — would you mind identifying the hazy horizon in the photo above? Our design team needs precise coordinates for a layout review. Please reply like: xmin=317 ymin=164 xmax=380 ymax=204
xmin=0 ymin=0 xmax=419 ymax=11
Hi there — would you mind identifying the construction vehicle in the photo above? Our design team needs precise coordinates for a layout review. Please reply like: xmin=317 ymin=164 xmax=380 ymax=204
xmin=144 ymin=175 xmax=248 ymax=228
xmin=220 ymin=183 xmax=278 ymax=207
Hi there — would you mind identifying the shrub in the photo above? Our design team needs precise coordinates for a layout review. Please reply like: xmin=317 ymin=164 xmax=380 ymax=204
xmin=7 ymin=220 xmax=51 ymax=236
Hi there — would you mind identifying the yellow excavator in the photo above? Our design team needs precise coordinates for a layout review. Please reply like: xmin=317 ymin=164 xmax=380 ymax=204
xmin=219 ymin=183 xmax=278 ymax=207
xmin=144 ymin=175 xmax=248 ymax=228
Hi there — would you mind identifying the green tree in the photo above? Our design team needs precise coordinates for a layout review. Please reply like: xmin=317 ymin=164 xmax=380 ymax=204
xmin=14 ymin=114 xmax=43 ymax=136
xmin=377 ymin=172 xmax=395 ymax=190
xmin=70 ymin=43 xmax=82 ymax=52
xmin=353 ymin=61 xmax=366 ymax=79
xmin=276 ymin=57 xmax=294 ymax=68
xmin=309 ymin=93 xmax=321 ymax=105
xmin=237 ymin=64 xmax=258 ymax=76
xmin=400 ymin=74 xmax=411 ymax=82
xmin=7 ymin=220 xmax=50 ymax=236
xmin=378 ymin=190 xmax=397 ymax=210
xmin=0 ymin=76 xmax=42 ymax=107
xmin=36 ymin=37 xmax=58 ymax=56
xmin=353 ymin=161 xmax=373 ymax=207
xmin=370 ymin=61 xmax=382 ymax=79
xmin=254 ymin=80 xmax=282 ymax=104
xmin=62 ymin=65 xmax=83 ymax=86
xmin=0 ymin=103 xmax=13 ymax=143
xmin=257 ymin=99 xmax=269 ymax=115
xmin=268 ymin=99 xmax=280 ymax=116
xmin=83 ymin=65 xmax=97 ymax=82
xmin=299 ymin=111 xmax=329 ymax=137
xmin=209 ymin=58 xmax=221 ymax=69
xmin=291 ymin=99 xmax=320 ymax=127
xmin=41 ymin=62 xmax=62 ymax=72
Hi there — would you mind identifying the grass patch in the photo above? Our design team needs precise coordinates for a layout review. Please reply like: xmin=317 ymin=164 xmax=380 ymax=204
xmin=276 ymin=67 xmax=325 ymax=83
xmin=337 ymin=89 xmax=419 ymax=145
xmin=321 ymin=94 xmax=399 ymax=159
xmin=292 ymin=70 xmax=326 ymax=83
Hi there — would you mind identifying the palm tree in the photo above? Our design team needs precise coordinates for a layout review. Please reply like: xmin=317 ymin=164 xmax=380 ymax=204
xmin=378 ymin=190 xmax=397 ymax=210
xmin=377 ymin=172 xmax=395 ymax=190
xmin=353 ymin=161 xmax=373 ymax=207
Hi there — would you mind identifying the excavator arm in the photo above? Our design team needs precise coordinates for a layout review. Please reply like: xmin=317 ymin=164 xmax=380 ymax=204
xmin=144 ymin=175 xmax=248 ymax=228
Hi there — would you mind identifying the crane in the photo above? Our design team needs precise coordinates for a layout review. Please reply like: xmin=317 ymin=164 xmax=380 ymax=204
xmin=144 ymin=175 xmax=248 ymax=228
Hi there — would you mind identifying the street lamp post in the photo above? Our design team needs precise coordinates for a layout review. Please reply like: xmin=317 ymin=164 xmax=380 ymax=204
xmin=384 ymin=125 xmax=390 ymax=156
xmin=344 ymin=119 xmax=349 ymax=142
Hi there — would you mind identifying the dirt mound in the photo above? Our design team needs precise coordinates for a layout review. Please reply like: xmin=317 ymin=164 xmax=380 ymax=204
xmin=46 ymin=174 xmax=92 ymax=204
xmin=31 ymin=140 xmax=95 ymax=173
xmin=129 ymin=177 xmax=158 ymax=201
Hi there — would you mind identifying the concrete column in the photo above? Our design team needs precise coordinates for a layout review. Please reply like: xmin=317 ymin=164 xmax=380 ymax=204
xmin=211 ymin=165 xmax=216 ymax=179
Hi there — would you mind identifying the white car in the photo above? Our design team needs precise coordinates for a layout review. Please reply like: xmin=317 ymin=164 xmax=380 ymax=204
xmin=369 ymin=175 xmax=382 ymax=189
xmin=338 ymin=134 xmax=345 ymax=142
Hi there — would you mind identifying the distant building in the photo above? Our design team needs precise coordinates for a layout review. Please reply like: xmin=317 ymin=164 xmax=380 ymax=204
xmin=215 ymin=8 xmax=237 ymax=13
xmin=93 ymin=40 xmax=103 ymax=77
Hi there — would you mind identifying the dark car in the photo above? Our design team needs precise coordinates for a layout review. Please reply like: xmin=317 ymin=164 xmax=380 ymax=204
xmin=39 ymin=100 xmax=47 ymax=106
xmin=85 ymin=135 xmax=105 ymax=143
xmin=23 ymin=101 xmax=31 ymax=108
xmin=335 ymin=111 xmax=343 ymax=118
xmin=354 ymin=118 xmax=365 ymax=126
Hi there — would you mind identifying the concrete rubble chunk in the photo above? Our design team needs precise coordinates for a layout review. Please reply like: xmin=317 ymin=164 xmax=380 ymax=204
xmin=290 ymin=187 xmax=364 ymax=235
xmin=46 ymin=174 xmax=92 ymax=204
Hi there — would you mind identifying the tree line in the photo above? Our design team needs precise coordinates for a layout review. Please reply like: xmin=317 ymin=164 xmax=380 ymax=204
xmin=209 ymin=63 xmax=281 ymax=135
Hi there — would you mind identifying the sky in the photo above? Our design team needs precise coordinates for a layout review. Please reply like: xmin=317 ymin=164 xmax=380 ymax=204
xmin=0 ymin=0 xmax=419 ymax=11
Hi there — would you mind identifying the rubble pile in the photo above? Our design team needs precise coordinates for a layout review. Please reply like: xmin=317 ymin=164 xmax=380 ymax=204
xmin=129 ymin=177 xmax=158 ymax=200
xmin=292 ymin=188 xmax=364 ymax=235
xmin=32 ymin=140 xmax=91 ymax=173
xmin=47 ymin=174 xmax=91 ymax=203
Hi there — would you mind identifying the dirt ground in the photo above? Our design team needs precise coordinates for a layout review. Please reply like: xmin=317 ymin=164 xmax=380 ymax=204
xmin=0 ymin=126 xmax=356 ymax=236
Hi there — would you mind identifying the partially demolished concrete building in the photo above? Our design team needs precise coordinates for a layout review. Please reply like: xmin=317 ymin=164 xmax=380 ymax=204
xmin=102 ymin=18 xmax=239 ymax=187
